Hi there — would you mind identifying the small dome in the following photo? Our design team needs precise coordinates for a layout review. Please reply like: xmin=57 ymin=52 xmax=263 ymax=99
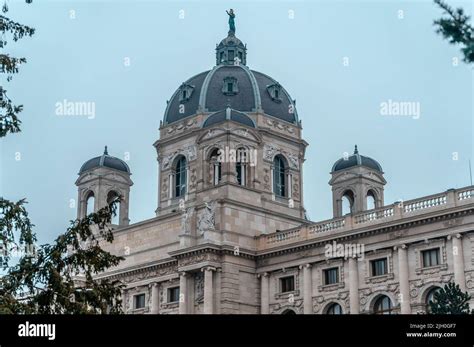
xmin=332 ymin=145 xmax=382 ymax=173
xmin=79 ymin=146 xmax=131 ymax=175
xmin=202 ymin=108 xmax=255 ymax=128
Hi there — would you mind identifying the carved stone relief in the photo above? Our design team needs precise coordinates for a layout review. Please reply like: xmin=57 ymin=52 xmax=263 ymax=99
xmin=197 ymin=201 xmax=217 ymax=235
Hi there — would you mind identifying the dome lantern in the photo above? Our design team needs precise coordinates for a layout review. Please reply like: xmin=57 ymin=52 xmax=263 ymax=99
xmin=215 ymin=31 xmax=247 ymax=66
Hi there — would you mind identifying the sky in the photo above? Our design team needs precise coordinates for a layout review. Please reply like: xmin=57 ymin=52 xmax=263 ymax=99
xmin=1 ymin=0 xmax=472 ymax=244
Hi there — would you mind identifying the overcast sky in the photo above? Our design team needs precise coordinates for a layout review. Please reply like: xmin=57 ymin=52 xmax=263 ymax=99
xmin=1 ymin=0 xmax=472 ymax=243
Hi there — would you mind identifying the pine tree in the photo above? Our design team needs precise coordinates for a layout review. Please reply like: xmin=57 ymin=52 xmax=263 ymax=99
xmin=433 ymin=0 xmax=474 ymax=63
xmin=0 ymin=0 xmax=35 ymax=136
xmin=0 ymin=199 xmax=125 ymax=314
xmin=429 ymin=282 xmax=473 ymax=314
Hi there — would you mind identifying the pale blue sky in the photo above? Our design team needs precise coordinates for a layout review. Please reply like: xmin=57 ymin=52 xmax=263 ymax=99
xmin=1 ymin=0 xmax=472 ymax=243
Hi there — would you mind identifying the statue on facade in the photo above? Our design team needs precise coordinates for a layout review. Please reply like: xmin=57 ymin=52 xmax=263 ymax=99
xmin=226 ymin=9 xmax=235 ymax=34
xmin=181 ymin=207 xmax=194 ymax=234
xmin=197 ymin=201 xmax=216 ymax=235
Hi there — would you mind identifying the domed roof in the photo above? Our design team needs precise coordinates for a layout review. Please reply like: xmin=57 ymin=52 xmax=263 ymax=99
xmin=332 ymin=145 xmax=383 ymax=173
xmin=163 ymin=32 xmax=298 ymax=126
xmin=203 ymin=108 xmax=255 ymax=128
xmin=79 ymin=146 xmax=131 ymax=174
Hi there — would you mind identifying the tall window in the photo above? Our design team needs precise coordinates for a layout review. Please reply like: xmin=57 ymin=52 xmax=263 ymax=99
xmin=326 ymin=303 xmax=343 ymax=314
xmin=373 ymin=295 xmax=392 ymax=314
xmin=175 ymin=156 xmax=187 ymax=198
xmin=422 ymin=248 xmax=440 ymax=268
xmin=228 ymin=50 xmax=234 ymax=61
xmin=85 ymin=191 xmax=95 ymax=216
xmin=367 ymin=190 xmax=376 ymax=210
xmin=324 ymin=267 xmax=339 ymax=285
xmin=425 ymin=287 xmax=441 ymax=313
xmin=341 ymin=190 xmax=354 ymax=215
xmin=210 ymin=148 xmax=221 ymax=185
xmin=107 ymin=191 xmax=120 ymax=225
xmin=371 ymin=258 xmax=388 ymax=277
xmin=280 ymin=276 xmax=295 ymax=293
xmin=134 ymin=294 xmax=145 ymax=309
xmin=236 ymin=148 xmax=246 ymax=186
xmin=273 ymin=155 xmax=286 ymax=197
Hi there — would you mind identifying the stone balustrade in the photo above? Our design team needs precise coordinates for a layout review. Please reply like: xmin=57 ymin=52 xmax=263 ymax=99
xmin=257 ymin=185 xmax=474 ymax=250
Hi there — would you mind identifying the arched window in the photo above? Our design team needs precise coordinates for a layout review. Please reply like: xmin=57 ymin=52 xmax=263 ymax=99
xmin=210 ymin=148 xmax=221 ymax=185
xmin=236 ymin=147 xmax=247 ymax=186
xmin=281 ymin=309 xmax=296 ymax=315
xmin=107 ymin=190 xmax=120 ymax=225
xmin=341 ymin=190 xmax=354 ymax=215
xmin=326 ymin=303 xmax=343 ymax=314
xmin=425 ymin=287 xmax=441 ymax=313
xmin=367 ymin=190 xmax=376 ymax=210
xmin=174 ymin=156 xmax=187 ymax=198
xmin=85 ymin=191 xmax=95 ymax=216
xmin=273 ymin=155 xmax=286 ymax=197
xmin=373 ymin=295 xmax=393 ymax=315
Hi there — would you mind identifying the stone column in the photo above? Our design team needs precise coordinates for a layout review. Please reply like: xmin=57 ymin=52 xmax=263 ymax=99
xmin=260 ymin=272 xmax=269 ymax=314
xmin=452 ymin=234 xmax=466 ymax=291
xmin=121 ymin=290 xmax=127 ymax=313
xmin=288 ymin=173 xmax=292 ymax=199
xmin=348 ymin=256 xmax=360 ymax=314
xmin=302 ymin=264 xmax=312 ymax=314
xmin=185 ymin=166 xmax=189 ymax=200
xmin=168 ymin=173 xmax=173 ymax=199
xmin=150 ymin=283 xmax=159 ymax=314
xmin=397 ymin=245 xmax=411 ymax=314
xmin=179 ymin=272 xmax=188 ymax=314
xmin=270 ymin=167 xmax=274 ymax=200
xmin=203 ymin=267 xmax=215 ymax=314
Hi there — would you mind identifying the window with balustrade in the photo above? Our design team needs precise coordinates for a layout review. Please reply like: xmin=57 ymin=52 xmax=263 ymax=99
xmin=421 ymin=248 xmax=440 ymax=268
xmin=280 ymin=276 xmax=295 ymax=293
xmin=167 ymin=287 xmax=180 ymax=303
xmin=371 ymin=258 xmax=388 ymax=277
xmin=324 ymin=267 xmax=339 ymax=285
xmin=134 ymin=293 xmax=145 ymax=309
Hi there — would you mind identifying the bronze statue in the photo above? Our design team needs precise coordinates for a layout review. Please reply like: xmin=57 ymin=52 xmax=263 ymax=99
xmin=226 ymin=9 xmax=235 ymax=34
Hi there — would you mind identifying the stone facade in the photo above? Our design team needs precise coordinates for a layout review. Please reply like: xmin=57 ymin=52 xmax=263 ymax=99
xmin=77 ymin=27 xmax=474 ymax=315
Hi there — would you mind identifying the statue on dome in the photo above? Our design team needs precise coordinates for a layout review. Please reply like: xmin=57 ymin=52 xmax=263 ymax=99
xmin=226 ymin=9 xmax=235 ymax=34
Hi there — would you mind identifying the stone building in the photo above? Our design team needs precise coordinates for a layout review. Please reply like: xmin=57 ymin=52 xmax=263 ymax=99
xmin=75 ymin=26 xmax=474 ymax=314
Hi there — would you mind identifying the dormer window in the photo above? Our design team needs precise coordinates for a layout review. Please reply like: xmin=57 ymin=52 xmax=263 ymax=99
xmin=178 ymin=83 xmax=194 ymax=103
xmin=222 ymin=76 xmax=238 ymax=96
xmin=266 ymin=83 xmax=283 ymax=103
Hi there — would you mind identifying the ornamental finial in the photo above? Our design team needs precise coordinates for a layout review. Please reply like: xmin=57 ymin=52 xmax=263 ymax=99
xmin=354 ymin=145 xmax=358 ymax=154
xmin=104 ymin=146 xmax=108 ymax=155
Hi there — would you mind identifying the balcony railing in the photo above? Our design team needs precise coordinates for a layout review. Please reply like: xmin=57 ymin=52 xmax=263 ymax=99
xmin=257 ymin=185 xmax=474 ymax=250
